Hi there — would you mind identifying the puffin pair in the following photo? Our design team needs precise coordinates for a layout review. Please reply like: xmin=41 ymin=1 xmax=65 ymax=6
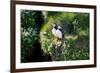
xmin=52 ymin=24 xmax=64 ymax=39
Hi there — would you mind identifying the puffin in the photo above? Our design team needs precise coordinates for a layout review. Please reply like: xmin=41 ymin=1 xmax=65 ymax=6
xmin=56 ymin=26 xmax=63 ymax=39
xmin=52 ymin=24 xmax=63 ymax=40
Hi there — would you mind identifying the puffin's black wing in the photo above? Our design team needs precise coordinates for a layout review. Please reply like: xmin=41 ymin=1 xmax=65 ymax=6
xmin=58 ymin=28 xmax=64 ymax=38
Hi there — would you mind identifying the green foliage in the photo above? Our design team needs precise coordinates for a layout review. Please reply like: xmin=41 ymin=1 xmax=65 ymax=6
xmin=21 ymin=10 xmax=35 ymax=29
xmin=60 ymin=39 xmax=89 ymax=60
xmin=21 ymin=10 xmax=90 ymax=62
xmin=40 ymin=11 xmax=89 ymax=61
xmin=21 ymin=10 xmax=40 ymax=62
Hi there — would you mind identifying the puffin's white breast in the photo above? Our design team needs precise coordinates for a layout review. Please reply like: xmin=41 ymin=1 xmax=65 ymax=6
xmin=52 ymin=28 xmax=57 ymax=36
xmin=56 ymin=29 xmax=62 ymax=39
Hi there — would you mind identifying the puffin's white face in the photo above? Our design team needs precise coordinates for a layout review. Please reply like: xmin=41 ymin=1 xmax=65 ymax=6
xmin=58 ymin=26 xmax=62 ymax=29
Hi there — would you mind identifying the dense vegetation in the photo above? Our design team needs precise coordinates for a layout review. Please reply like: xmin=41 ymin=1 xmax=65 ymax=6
xmin=21 ymin=10 xmax=89 ymax=62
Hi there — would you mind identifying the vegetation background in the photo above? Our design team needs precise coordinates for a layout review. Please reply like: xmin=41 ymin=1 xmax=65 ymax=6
xmin=21 ymin=10 xmax=89 ymax=62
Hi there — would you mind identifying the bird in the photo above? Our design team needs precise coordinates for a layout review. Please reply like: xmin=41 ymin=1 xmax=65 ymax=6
xmin=52 ymin=24 xmax=63 ymax=40
xmin=56 ymin=26 xmax=63 ymax=39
